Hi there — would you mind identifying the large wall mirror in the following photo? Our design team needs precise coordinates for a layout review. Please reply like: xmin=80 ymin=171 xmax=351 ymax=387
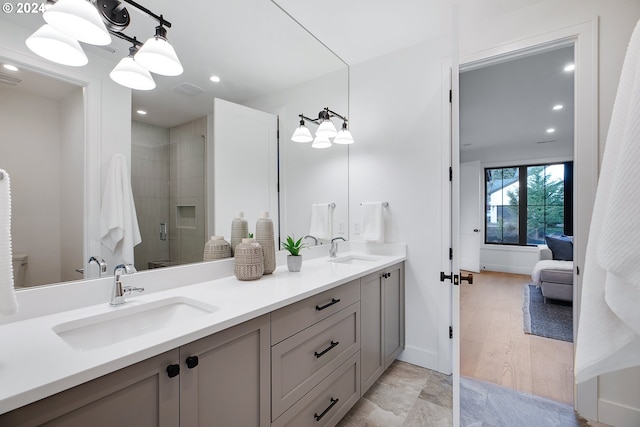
xmin=0 ymin=0 xmax=348 ymax=288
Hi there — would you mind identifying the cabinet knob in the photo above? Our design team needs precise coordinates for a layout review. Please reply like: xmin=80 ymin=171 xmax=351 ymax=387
xmin=186 ymin=355 xmax=199 ymax=369
xmin=166 ymin=364 xmax=180 ymax=378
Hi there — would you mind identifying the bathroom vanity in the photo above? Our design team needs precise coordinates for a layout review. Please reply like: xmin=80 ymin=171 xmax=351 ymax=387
xmin=0 ymin=243 xmax=405 ymax=426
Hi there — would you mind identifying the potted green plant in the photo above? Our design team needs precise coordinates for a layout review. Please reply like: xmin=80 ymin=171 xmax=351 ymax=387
xmin=281 ymin=235 xmax=306 ymax=272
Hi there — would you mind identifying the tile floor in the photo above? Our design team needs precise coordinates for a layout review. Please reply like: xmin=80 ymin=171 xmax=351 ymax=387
xmin=337 ymin=360 xmax=609 ymax=427
xmin=337 ymin=360 xmax=452 ymax=427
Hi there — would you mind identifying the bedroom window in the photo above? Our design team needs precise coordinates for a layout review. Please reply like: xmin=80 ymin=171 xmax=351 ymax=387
xmin=485 ymin=162 xmax=573 ymax=246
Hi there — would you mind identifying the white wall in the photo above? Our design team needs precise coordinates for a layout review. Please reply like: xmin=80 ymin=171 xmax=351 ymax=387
xmin=349 ymin=39 xmax=450 ymax=371
xmin=458 ymin=1 xmax=640 ymax=425
xmin=0 ymin=88 xmax=62 ymax=286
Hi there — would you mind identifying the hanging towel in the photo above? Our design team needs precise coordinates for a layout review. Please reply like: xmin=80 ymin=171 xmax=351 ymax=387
xmin=309 ymin=203 xmax=332 ymax=240
xmin=100 ymin=154 xmax=141 ymax=266
xmin=361 ymin=202 xmax=385 ymax=243
xmin=575 ymin=18 xmax=640 ymax=383
xmin=0 ymin=169 xmax=18 ymax=315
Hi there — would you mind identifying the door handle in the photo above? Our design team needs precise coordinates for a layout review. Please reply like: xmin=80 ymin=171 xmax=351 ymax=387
xmin=460 ymin=273 xmax=474 ymax=285
xmin=473 ymin=229 xmax=480 ymax=232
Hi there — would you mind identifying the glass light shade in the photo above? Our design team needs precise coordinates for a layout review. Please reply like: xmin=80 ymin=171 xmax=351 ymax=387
xmin=110 ymin=57 xmax=156 ymax=90
xmin=26 ymin=25 xmax=88 ymax=67
xmin=312 ymin=135 xmax=332 ymax=149
xmin=291 ymin=125 xmax=313 ymax=142
xmin=333 ymin=129 xmax=354 ymax=144
xmin=43 ymin=0 xmax=111 ymax=46
xmin=316 ymin=119 xmax=337 ymax=138
xmin=135 ymin=36 xmax=183 ymax=76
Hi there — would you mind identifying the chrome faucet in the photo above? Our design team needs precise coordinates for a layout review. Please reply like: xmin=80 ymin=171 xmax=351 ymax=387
xmin=329 ymin=237 xmax=346 ymax=258
xmin=303 ymin=235 xmax=319 ymax=246
xmin=89 ymin=256 xmax=107 ymax=277
xmin=110 ymin=264 xmax=144 ymax=306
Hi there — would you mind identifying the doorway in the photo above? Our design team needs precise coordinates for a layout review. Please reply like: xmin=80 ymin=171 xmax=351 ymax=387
xmin=458 ymin=44 xmax=575 ymax=405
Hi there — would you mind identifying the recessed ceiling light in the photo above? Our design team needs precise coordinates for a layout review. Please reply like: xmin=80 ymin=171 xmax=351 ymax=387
xmin=553 ymin=104 xmax=564 ymax=110
xmin=546 ymin=128 xmax=556 ymax=133
xmin=3 ymin=64 xmax=19 ymax=72
xmin=564 ymin=64 xmax=575 ymax=72
xmin=209 ymin=75 xmax=221 ymax=83
xmin=136 ymin=110 xmax=147 ymax=115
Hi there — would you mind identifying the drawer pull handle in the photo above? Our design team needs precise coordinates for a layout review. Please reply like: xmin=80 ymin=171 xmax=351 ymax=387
xmin=316 ymin=298 xmax=341 ymax=311
xmin=314 ymin=340 xmax=339 ymax=358
xmin=314 ymin=397 xmax=339 ymax=421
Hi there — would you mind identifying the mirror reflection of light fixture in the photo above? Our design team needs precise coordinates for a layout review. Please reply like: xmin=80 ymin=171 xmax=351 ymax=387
xmin=26 ymin=24 xmax=88 ymax=67
xmin=43 ymin=0 xmax=111 ymax=45
xmin=292 ymin=107 xmax=354 ymax=148
xmin=109 ymin=44 xmax=156 ymax=90
xmin=26 ymin=0 xmax=182 ymax=88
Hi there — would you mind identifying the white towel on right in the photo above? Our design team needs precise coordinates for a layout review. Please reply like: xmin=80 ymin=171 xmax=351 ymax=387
xmin=361 ymin=202 xmax=385 ymax=243
xmin=575 ymin=18 xmax=640 ymax=383
xmin=0 ymin=169 xmax=18 ymax=316
xmin=309 ymin=203 xmax=332 ymax=240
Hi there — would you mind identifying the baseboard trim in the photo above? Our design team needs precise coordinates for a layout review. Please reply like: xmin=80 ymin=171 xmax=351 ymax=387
xmin=396 ymin=345 xmax=441 ymax=373
xmin=599 ymin=398 xmax=640 ymax=427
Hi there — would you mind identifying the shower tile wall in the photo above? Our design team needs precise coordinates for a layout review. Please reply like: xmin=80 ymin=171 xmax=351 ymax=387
xmin=169 ymin=117 xmax=207 ymax=265
xmin=131 ymin=121 xmax=170 ymax=271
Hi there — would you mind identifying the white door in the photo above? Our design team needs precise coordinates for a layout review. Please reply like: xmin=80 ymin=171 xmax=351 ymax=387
xmin=459 ymin=161 xmax=481 ymax=272
xmin=211 ymin=98 xmax=279 ymax=241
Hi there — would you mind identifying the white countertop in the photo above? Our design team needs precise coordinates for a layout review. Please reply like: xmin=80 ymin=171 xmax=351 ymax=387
xmin=0 ymin=244 xmax=405 ymax=415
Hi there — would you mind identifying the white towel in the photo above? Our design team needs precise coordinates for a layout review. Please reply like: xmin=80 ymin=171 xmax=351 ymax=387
xmin=309 ymin=203 xmax=332 ymax=240
xmin=575 ymin=18 xmax=640 ymax=383
xmin=361 ymin=202 xmax=385 ymax=243
xmin=100 ymin=154 xmax=142 ymax=266
xmin=0 ymin=169 xmax=18 ymax=315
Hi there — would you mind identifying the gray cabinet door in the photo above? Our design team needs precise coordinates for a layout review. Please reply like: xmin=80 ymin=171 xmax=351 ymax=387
xmin=383 ymin=263 xmax=405 ymax=369
xmin=179 ymin=314 xmax=270 ymax=427
xmin=0 ymin=349 xmax=180 ymax=427
xmin=360 ymin=270 xmax=384 ymax=394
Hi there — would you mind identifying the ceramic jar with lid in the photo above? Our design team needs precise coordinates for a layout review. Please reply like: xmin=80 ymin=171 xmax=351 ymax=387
xmin=203 ymin=236 xmax=231 ymax=261
xmin=234 ymin=238 xmax=264 ymax=281
xmin=255 ymin=211 xmax=276 ymax=274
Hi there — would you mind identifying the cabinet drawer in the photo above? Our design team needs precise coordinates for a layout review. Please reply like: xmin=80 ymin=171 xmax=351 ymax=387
xmin=272 ymin=351 xmax=360 ymax=427
xmin=271 ymin=279 xmax=360 ymax=345
xmin=272 ymin=303 xmax=360 ymax=420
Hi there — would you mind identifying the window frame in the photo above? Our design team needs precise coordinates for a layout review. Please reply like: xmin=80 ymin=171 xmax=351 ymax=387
xmin=484 ymin=161 xmax=573 ymax=246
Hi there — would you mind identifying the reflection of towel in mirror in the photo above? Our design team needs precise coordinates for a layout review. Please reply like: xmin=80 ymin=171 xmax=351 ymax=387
xmin=0 ymin=169 xmax=18 ymax=315
xmin=100 ymin=155 xmax=141 ymax=265
xmin=575 ymin=18 xmax=640 ymax=383
xmin=361 ymin=202 xmax=384 ymax=243
xmin=309 ymin=203 xmax=332 ymax=240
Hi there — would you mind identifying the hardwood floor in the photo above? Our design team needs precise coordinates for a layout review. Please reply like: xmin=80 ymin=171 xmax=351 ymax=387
xmin=460 ymin=270 xmax=574 ymax=405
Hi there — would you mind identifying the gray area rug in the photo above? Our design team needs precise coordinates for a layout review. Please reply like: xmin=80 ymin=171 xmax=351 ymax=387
xmin=523 ymin=284 xmax=573 ymax=342
xmin=461 ymin=377 xmax=591 ymax=427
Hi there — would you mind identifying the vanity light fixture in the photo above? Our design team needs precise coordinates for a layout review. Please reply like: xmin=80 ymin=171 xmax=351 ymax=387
xmin=109 ymin=43 xmax=156 ymax=90
xmin=292 ymin=107 xmax=354 ymax=148
xmin=26 ymin=0 xmax=182 ymax=89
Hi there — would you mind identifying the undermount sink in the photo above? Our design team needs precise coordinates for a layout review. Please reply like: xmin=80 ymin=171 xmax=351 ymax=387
xmin=53 ymin=297 xmax=218 ymax=351
xmin=328 ymin=255 xmax=381 ymax=265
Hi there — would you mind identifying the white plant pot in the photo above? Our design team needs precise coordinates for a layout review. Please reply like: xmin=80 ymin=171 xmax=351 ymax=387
xmin=287 ymin=255 xmax=302 ymax=272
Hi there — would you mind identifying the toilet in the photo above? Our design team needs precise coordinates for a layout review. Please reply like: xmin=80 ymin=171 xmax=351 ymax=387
xmin=12 ymin=253 xmax=28 ymax=288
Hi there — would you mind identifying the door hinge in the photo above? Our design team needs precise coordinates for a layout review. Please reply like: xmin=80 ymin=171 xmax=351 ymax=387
xmin=449 ymin=89 xmax=452 ymax=103
xmin=449 ymin=247 xmax=453 ymax=260
xmin=449 ymin=167 xmax=453 ymax=182
xmin=440 ymin=271 xmax=452 ymax=283
xmin=449 ymin=326 xmax=453 ymax=339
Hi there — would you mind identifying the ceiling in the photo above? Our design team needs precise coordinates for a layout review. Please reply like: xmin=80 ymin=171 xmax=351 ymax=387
xmin=459 ymin=45 xmax=575 ymax=152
